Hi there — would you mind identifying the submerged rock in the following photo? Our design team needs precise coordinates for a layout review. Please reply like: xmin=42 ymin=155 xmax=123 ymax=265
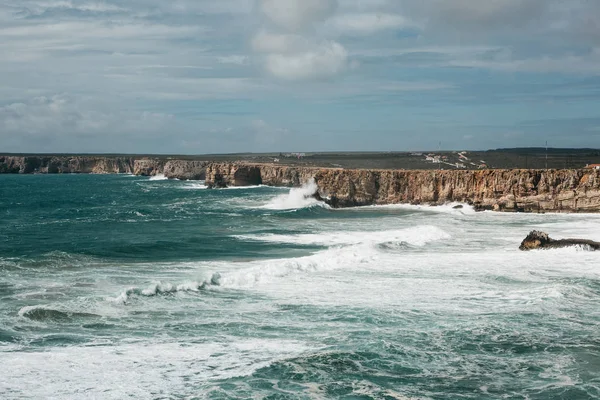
xmin=519 ymin=230 xmax=600 ymax=251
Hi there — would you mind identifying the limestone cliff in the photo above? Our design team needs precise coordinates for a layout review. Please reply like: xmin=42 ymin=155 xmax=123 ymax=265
xmin=132 ymin=159 xmax=165 ymax=176
xmin=205 ymin=163 xmax=600 ymax=213
xmin=4 ymin=156 xmax=600 ymax=212
xmin=163 ymin=160 xmax=208 ymax=180
xmin=0 ymin=156 xmax=134 ymax=174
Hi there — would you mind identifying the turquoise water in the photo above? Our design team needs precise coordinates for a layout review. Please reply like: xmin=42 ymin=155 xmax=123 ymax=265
xmin=1 ymin=174 xmax=600 ymax=399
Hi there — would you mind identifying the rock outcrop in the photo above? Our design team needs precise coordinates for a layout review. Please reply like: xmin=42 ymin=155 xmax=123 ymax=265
xmin=205 ymin=163 xmax=263 ymax=188
xmin=519 ymin=230 xmax=600 ymax=250
xmin=132 ymin=159 xmax=165 ymax=176
xmin=163 ymin=160 xmax=208 ymax=180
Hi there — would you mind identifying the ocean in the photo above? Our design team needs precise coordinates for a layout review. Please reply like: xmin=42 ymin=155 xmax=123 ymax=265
xmin=1 ymin=174 xmax=599 ymax=399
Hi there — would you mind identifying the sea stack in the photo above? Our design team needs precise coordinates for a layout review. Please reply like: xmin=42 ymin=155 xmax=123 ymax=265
xmin=519 ymin=230 xmax=600 ymax=251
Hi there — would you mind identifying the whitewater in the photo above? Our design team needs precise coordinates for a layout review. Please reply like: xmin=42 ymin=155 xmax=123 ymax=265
xmin=1 ymin=174 xmax=599 ymax=399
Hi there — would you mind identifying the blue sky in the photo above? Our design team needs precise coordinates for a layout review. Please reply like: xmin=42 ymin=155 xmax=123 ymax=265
xmin=1 ymin=0 xmax=599 ymax=154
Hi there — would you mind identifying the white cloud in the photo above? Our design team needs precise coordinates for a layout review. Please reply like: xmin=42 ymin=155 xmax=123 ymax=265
xmin=253 ymin=0 xmax=348 ymax=80
xmin=329 ymin=13 xmax=415 ymax=34
xmin=259 ymin=0 xmax=337 ymax=31
xmin=0 ymin=94 xmax=174 ymax=137
xmin=251 ymin=31 xmax=309 ymax=54
xmin=264 ymin=41 xmax=348 ymax=80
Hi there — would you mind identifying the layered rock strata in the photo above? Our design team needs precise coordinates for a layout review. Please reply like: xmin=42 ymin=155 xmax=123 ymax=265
xmin=3 ymin=156 xmax=600 ymax=212
xmin=0 ymin=156 xmax=135 ymax=174
xmin=205 ymin=163 xmax=600 ymax=213
xmin=0 ymin=156 xmax=208 ymax=180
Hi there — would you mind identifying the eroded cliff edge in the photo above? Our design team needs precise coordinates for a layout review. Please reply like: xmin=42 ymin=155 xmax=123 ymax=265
xmin=205 ymin=163 xmax=600 ymax=212
xmin=0 ymin=156 xmax=208 ymax=180
xmin=3 ymin=156 xmax=600 ymax=212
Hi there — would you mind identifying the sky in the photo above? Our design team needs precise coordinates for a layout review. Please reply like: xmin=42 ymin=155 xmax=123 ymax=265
xmin=1 ymin=0 xmax=599 ymax=154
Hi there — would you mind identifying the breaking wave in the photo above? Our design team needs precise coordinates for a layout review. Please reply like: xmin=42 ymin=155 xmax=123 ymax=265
xmin=180 ymin=181 xmax=208 ymax=190
xmin=149 ymin=174 xmax=168 ymax=181
xmin=261 ymin=180 xmax=328 ymax=210
xmin=115 ymin=225 xmax=450 ymax=302
xmin=237 ymin=225 xmax=450 ymax=247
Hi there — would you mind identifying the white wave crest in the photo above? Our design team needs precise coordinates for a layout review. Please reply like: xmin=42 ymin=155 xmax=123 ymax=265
xmin=222 ymin=184 xmax=269 ymax=190
xmin=149 ymin=174 xmax=168 ymax=181
xmin=213 ymin=245 xmax=379 ymax=289
xmin=181 ymin=181 xmax=208 ymax=190
xmin=262 ymin=179 xmax=327 ymax=210
xmin=349 ymin=202 xmax=476 ymax=214
xmin=237 ymin=225 xmax=450 ymax=247
xmin=113 ymin=277 xmax=221 ymax=304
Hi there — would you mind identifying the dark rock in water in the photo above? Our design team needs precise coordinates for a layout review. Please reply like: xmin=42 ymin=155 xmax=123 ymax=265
xmin=452 ymin=205 xmax=464 ymax=209
xmin=519 ymin=230 xmax=600 ymax=251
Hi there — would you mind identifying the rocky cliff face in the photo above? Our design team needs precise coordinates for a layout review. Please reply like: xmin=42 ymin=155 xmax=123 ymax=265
xmin=0 ymin=156 xmax=209 ymax=180
xmin=205 ymin=163 xmax=600 ymax=213
xmin=4 ymin=156 xmax=600 ymax=212
xmin=0 ymin=156 xmax=134 ymax=174
xmin=132 ymin=159 xmax=165 ymax=176
xmin=163 ymin=160 xmax=208 ymax=180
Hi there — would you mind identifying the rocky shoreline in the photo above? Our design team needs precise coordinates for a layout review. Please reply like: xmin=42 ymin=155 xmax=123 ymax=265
xmin=2 ymin=155 xmax=600 ymax=212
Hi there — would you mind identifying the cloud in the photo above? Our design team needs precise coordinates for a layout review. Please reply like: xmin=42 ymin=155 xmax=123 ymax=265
xmin=2 ymin=0 xmax=600 ymax=153
xmin=217 ymin=55 xmax=249 ymax=65
xmin=417 ymin=0 xmax=549 ymax=30
xmin=259 ymin=0 xmax=337 ymax=31
xmin=264 ymin=41 xmax=348 ymax=80
xmin=253 ymin=0 xmax=348 ymax=80
xmin=251 ymin=31 xmax=309 ymax=54
xmin=328 ymin=13 xmax=416 ymax=34
xmin=0 ymin=94 xmax=173 ymax=137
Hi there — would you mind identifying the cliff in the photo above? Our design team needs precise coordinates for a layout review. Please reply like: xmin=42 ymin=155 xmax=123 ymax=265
xmin=132 ymin=159 xmax=208 ymax=179
xmin=4 ymin=156 xmax=600 ymax=212
xmin=0 ymin=156 xmax=135 ymax=174
xmin=0 ymin=156 xmax=208 ymax=180
xmin=205 ymin=163 xmax=600 ymax=213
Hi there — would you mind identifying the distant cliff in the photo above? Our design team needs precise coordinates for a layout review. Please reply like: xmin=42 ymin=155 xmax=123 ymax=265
xmin=205 ymin=163 xmax=600 ymax=213
xmin=0 ymin=156 xmax=208 ymax=180
xmin=0 ymin=156 xmax=135 ymax=174
xmin=3 ymin=156 xmax=600 ymax=212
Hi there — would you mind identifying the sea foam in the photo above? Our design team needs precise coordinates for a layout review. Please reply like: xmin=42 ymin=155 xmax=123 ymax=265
xmin=237 ymin=225 xmax=450 ymax=247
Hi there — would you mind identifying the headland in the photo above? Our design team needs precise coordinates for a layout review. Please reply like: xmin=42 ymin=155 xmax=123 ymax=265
xmin=2 ymin=149 xmax=600 ymax=213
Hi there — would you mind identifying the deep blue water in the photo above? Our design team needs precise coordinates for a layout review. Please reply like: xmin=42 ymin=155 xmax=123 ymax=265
xmin=1 ymin=174 xmax=599 ymax=399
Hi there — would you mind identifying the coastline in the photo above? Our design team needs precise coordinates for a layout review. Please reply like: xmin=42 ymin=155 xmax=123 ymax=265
xmin=2 ymin=155 xmax=600 ymax=213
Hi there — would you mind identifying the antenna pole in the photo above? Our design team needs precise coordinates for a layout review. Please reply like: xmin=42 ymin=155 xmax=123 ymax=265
xmin=545 ymin=141 xmax=548 ymax=169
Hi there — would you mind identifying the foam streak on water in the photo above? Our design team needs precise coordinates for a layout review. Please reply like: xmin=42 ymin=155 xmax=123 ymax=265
xmin=1 ymin=174 xmax=599 ymax=399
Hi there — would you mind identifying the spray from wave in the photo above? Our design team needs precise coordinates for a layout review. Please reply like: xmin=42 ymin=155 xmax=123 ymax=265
xmin=262 ymin=179 xmax=327 ymax=210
